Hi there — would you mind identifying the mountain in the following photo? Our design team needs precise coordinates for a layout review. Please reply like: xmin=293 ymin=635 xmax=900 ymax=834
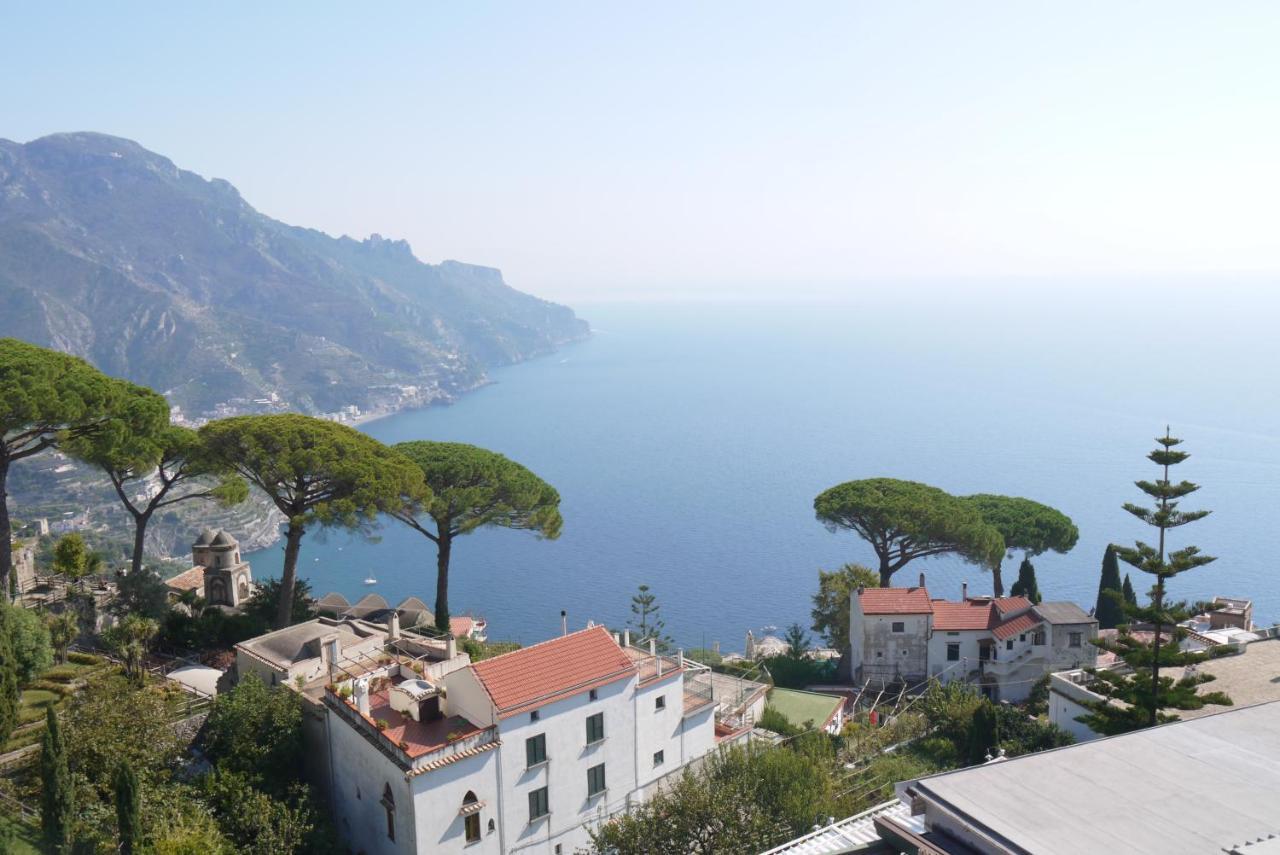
xmin=0 ymin=132 xmax=588 ymax=416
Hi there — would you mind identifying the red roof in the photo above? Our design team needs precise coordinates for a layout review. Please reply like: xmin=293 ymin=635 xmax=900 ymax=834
xmin=470 ymin=626 xmax=635 ymax=719
xmin=450 ymin=616 xmax=474 ymax=637
xmin=859 ymin=587 xmax=933 ymax=615
xmin=165 ymin=566 xmax=205 ymax=593
xmin=993 ymin=596 xmax=1032 ymax=618
xmin=993 ymin=611 xmax=1043 ymax=640
xmin=932 ymin=600 xmax=994 ymax=631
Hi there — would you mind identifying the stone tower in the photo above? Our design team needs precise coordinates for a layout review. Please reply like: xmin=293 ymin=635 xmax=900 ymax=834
xmin=192 ymin=529 xmax=253 ymax=608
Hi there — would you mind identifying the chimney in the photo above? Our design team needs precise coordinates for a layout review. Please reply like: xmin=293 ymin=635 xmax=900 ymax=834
xmin=623 ymin=629 xmax=631 ymax=648
xmin=677 ymin=649 xmax=685 ymax=669
xmin=962 ymin=582 xmax=968 ymax=601
xmin=614 ymin=631 xmax=622 ymax=645
xmin=561 ymin=610 xmax=567 ymax=636
xmin=649 ymin=637 xmax=657 ymax=656
xmin=446 ymin=636 xmax=457 ymax=660
xmin=388 ymin=610 xmax=401 ymax=642
xmin=919 ymin=572 xmax=926 ymax=589
xmin=712 ymin=640 xmax=720 ymax=655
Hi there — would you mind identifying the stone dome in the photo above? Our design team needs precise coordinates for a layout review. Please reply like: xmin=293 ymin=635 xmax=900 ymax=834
xmin=194 ymin=528 xmax=217 ymax=546
xmin=210 ymin=530 xmax=237 ymax=548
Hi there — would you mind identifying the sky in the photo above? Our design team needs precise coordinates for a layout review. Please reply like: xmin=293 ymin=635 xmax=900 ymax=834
xmin=3 ymin=2 xmax=1280 ymax=303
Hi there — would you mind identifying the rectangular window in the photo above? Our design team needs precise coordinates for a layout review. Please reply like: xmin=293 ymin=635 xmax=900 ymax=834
xmin=653 ymin=750 xmax=664 ymax=767
xmin=1069 ymin=632 xmax=1082 ymax=648
xmin=525 ymin=734 xmax=546 ymax=767
xmin=587 ymin=762 xmax=606 ymax=797
xmin=589 ymin=688 xmax=598 ymax=701
xmin=1005 ymin=639 xmax=1013 ymax=651
xmin=586 ymin=712 xmax=605 ymax=744
xmin=891 ymin=621 xmax=905 ymax=633
xmin=655 ymin=695 xmax=666 ymax=711
xmin=1020 ymin=634 xmax=1026 ymax=642
xmin=946 ymin=642 xmax=960 ymax=662
xmin=530 ymin=709 xmax=540 ymax=722
xmin=464 ymin=812 xmax=480 ymax=842
xmin=1033 ymin=630 xmax=1046 ymax=646
xmin=947 ymin=631 xmax=959 ymax=637
xmin=528 ymin=786 xmax=549 ymax=822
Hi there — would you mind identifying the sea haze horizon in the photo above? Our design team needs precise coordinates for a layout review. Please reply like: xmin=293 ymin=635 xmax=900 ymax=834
xmin=247 ymin=289 xmax=1280 ymax=651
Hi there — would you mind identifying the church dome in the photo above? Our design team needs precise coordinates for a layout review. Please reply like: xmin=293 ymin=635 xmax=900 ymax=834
xmin=194 ymin=528 xmax=217 ymax=546
xmin=210 ymin=530 xmax=237 ymax=548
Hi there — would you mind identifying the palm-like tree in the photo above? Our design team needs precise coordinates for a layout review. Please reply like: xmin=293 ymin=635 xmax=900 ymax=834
xmin=104 ymin=615 xmax=158 ymax=685
xmin=44 ymin=611 xmax=80 ymax=664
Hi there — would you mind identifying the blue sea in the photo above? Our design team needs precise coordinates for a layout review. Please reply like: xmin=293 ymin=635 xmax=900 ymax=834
xmin=247 ymin=285 xmax=1280 ymax=650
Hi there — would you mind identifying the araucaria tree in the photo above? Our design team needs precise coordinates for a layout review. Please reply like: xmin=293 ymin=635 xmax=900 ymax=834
xmin=961 ymin=494 xmax=1078 ymax=597
xmin=40 ymin=707 xmax=74 ymax=849
xmin=388 ymin=442 xmax=561 ymax=632
xmin=200 ymin=415 xmax=427 ymax=629
xmin=628 ymin=584 xmax=670 ymax=647
xmin=1080 ymin=429 xmax=1230 ymax=733
xmin=1094 ymin=544 xmax=1125 ymax=629
xmin=814 ymin=478 xmax=1004 ymax=587
xmin=69 ymin=423 xmax=247 ymax=576
xmin=0 ymin=338 xmax=167 ymax=598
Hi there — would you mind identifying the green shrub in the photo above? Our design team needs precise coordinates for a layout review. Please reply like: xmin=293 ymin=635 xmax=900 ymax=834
xmin=67 ymin=652 xmax=102 ymax=666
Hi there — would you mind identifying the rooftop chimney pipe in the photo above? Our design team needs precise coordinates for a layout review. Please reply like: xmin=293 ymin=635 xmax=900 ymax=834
xmin=962 ymin=582 xmax=968 ymax=601
xmin=919 ymin=572 xmax=926 ymax=589
xmin=561 ymin=610 xmax=567 ymax=636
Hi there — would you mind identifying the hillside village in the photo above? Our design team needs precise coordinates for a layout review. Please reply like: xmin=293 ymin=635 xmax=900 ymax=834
xmin=3 ymin=338 xmax=1278 ymax=855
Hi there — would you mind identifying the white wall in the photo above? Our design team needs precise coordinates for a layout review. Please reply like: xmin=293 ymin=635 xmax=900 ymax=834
xmin=410 ymin=750 xmax=502 ymax=854
xmin=326 ymin=706 xmax=419 ymax=855
xmin=444 ymin=667 xmax=497 ymax=727
xmin=632 ymin=673 xmax=685 ymax=789
xmin=927 ymin=629 xmax=987 ymax=681
xmin=497 ymin=675 xmax=638 ymax=855
xmin=855 ymin=613 xmax=931 ymax=682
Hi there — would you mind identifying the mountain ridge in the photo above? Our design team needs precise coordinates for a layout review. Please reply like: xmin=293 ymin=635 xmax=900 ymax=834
xmin=0 ymin=131 xmax=589 ymax=417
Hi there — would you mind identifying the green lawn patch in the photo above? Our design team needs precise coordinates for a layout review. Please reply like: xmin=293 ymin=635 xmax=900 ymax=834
xmin=765 ymin=687 xmax=842 ymax=731
xmin=0 ymin=811 xmax=44 ymax=854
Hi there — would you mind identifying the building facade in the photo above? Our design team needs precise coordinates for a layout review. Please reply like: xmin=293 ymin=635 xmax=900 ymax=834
xmin=851 ymin=580 xmax=1097 ymax=702
xmin=321 ymin=626 xmax=721 ymax=855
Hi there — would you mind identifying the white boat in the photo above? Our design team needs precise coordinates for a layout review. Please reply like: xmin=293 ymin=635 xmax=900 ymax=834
xmin=363 ymin=575 xmax=377 ymax=585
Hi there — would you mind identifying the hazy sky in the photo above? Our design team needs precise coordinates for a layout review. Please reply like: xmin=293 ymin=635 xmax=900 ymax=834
xmin=4 ymin=2 xmax=1279 ymax=303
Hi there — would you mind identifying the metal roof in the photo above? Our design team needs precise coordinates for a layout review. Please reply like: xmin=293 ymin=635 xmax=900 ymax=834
xmin=760 ymin=801 xmax=912 ymax=854
xmin=907 ymin=701 xmax=1280 ymax=855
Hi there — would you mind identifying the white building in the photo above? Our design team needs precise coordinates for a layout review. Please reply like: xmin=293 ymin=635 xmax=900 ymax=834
xmin=322 ymin=625 xmax=722 ymax=854
xmin=851 ymin=580 xmax=1097 ymax=702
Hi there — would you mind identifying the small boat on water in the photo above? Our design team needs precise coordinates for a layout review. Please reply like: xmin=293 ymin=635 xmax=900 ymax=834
xmin=363 ymin=575 xmax=377 ymax=585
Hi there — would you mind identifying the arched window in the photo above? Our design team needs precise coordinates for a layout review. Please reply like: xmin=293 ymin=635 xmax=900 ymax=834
xmin=381 ymin=784 xmax=395 ymax=841
xmin=461 ymin=791 xmax=482 ymax=842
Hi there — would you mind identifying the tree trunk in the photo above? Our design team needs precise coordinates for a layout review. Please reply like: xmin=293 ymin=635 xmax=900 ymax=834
xmin=276 ymin=521 xmax=306 ymax=630
xmin=130 ymin=510 xmax=152 ymax=578
xmin=878 ymin=555 xmax=893 ymax=588
xmin=991 ymin=560 xmax=1004 ymax=597
xmin=1149 ymin=579 xmax=1163 ymax=728
xmin=0 ymin=456 xmax=10 ymax=603
xmin=435 ymin=531 xmax=452 ymax=632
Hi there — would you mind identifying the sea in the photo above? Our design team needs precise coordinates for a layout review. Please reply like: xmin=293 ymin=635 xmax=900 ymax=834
xmin=247 ymin=284 xmax=1280 ymax=651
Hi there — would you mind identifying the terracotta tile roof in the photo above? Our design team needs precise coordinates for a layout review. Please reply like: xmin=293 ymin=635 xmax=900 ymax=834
xmin=165 ymin=566 xmax=205 ymax=593
xmin=932 ymin=600 xmax=995 ymax=631
xmin=470 ymin=625 xmax=635 ymax=719
xmin=993 ymin=610 xmax=1043 ymax=640
xmin=859 ymin=587 xmax=933 ymax=615
xmin=450 ymin=616 xmax=474 ymax=637
xmin=993 ymin=596 xmax=1033 ymax=618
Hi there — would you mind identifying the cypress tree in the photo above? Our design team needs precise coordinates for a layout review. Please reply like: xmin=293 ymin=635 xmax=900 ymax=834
xmin=1080 ymin=429 xmax=1230 ymax=734
xmin=1008 ymin=558 xmax=1041 ymax=604
xmin=1094 ymin=545 xmax=1125 ymax=629
xmin=1122 ymin=573 xmax=1137 ymax=606
xmin=40 ymin=707 xmax=74 ymax=848
xmin=0 ymin=607 xmax=18 ymax=745
xmin=114 ymin=760 xmax=141 ymax=855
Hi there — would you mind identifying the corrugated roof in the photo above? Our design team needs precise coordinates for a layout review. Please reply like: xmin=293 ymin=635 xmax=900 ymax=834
xmin=992 ymin=610 xmax=1043 ymax=640
xmin=907 ymin=701 xmax=1280 ymax=855
xmin=470 ymin=625 xmax=635 ymax=718
xmin=761 ymin=801 xmax=913 ymax=854
xmin=932 ymin=600 xmax=994 ymax=631
xmin=859 ymin=587 xmax=933 ymax=615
